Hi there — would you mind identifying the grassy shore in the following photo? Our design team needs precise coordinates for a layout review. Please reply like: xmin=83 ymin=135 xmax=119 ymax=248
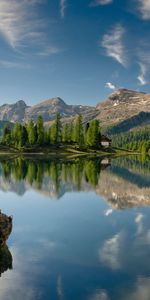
xmin=0 ymin=143 xmax=138 ymax=159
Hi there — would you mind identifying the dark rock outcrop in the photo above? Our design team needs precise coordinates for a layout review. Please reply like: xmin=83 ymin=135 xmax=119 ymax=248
xmin=0 ymin=212 xmax=12 ymax=246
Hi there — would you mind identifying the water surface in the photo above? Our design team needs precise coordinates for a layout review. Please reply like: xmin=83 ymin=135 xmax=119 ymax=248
xmin=0 ymin=156 xmax=150 ymax=300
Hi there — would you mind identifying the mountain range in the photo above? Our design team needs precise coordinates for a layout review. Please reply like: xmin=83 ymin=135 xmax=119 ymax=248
xmin=0 ymin=88 xmax=150 ymax=134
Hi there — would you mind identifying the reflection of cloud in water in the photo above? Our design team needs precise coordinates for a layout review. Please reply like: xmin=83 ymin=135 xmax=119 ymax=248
xmin=0 ymin=246 xmax=40 ymax=300
xmin=57 ymin=275 xmax=64 ymax=300
xmin=99 ymin=232 xmax=124 ymax=270
xmin=104 ymin=208 xmax=113 ymax=216
xmin=122 ymin=277 xmax=150 ymax=300
xmin=90 ymin=289 xmax=109 ymax=300
xmin=135 ymin=213 xmax=144 ymax=235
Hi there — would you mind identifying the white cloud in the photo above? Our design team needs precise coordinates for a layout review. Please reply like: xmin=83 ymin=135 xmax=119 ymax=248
xmin=137 ymin=63 xmax=147 ymax=86
xmin=137 ymin=0 xmax=150 ymax=20
xmin=90 ymin=0 xmax=113 ymax=6
xmin=0 ymin=0 xmax=44 ymax=49
xmin=101 ymin=24 xmax=126 ymax=66
xmin=60 ymin=0 xmax=67 ymax=18
xmin=105 ymin=82 xmax=116 ymax=90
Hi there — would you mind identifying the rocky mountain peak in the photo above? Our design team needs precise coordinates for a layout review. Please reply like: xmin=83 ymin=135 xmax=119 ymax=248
xmin=43 ymin=97 xmax=66 ymax=107
xmin=16 ymin=100 xmax=27 ymax=106
xmin=15 ymin=100 xmax=27 ymax=108
xmin=107 ymin=88 xmax=145 ymax=103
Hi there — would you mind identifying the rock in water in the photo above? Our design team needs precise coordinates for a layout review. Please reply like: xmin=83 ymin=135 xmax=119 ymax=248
xmin=0 ymin=212 xmax=12 ymax=246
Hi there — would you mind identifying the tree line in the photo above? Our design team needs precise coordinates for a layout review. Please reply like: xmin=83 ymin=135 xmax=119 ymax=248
xmin=1 ymin=114 xmax=101 ymax=150
xmin=112 ymin=126 xmax=150 ymax=155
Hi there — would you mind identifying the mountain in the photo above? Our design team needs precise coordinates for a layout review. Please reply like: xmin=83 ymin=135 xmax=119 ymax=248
xmin=0 ymin=89 xmax=149 ymax=135
xmin=0 ymin=97 xmax=98 ymax=124
xmin=96 ymin=89 xmax=150 ymax=132
xmin=0 ymin=100 xmax=28 ymax=123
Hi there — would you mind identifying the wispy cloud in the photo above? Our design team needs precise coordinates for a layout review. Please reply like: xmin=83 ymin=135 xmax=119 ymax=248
xmin=90 ymin=0 xmax=113 ymax=6
xmin=105 ymin=82 xmax=116 ymax=90
xmin=137 ymin=0 xmax=150 ymax=20
xmin=101 ymin=24 xmax=126 ymax=66
xmin=0 ymin=60 xmax=31 ymax=69
xmin=0 ymin=0 xmax=45 ymax=49
xmin=38 ymin=46 xmax=62 ymax=56
xmin=137 ymin=48 xmax=150 ymax=86
xmin=137 ymin=63 xmax=147 ymax=86
xmin=60 ymin=0 xmax=67 ymax=18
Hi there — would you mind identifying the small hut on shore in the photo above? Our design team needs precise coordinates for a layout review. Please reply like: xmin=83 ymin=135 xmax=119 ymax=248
xmin=101 ymin=135 xmax=112 ymax=147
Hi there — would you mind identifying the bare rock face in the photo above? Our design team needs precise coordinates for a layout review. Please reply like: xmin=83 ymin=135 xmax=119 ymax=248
xmin=0 ymin=212 xmax=12 ymax=246
xmin=0 ymin=89 xmax=149 ymax=132
xmin=96 ymin=89 xmax=150 ymax=129
xmin=0 ymin=100 xmax=27 ymax=123
xmin=0 ymin=97 xmax=97 ymax=124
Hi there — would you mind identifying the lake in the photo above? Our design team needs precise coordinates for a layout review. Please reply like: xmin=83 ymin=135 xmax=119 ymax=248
xmin=0 ymin=156 xmax=150 ymax=300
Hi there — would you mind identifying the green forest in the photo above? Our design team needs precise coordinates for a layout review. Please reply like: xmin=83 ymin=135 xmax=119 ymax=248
xmin=112 ymin=126 xmax=150 ymax=155
xmin=0 ymin=114 xmax=102 ymax=151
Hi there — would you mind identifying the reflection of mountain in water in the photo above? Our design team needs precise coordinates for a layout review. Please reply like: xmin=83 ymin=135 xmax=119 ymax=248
xmin=0 ymin=157 xmax=150 ymax=209
xmin=98 ymin=157 xmax=150 ymax=208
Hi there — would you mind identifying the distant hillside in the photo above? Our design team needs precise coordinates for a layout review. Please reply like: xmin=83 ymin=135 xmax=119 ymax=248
xmin=107 ymin=111 xmax=150 ymax=135
xmin=96 ymin=89 xmax=150 ymax=131
xmin=0 ymin=88 xmax=149 ymax=136
xmin=0 ymin=97 xmax=98 ymax=124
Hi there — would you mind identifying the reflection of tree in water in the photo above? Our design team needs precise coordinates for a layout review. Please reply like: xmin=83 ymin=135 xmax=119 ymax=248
xmin=0 ymin=244 xmax=12 ymax=277
xmin=0 ymin=158 xmax=103 ymax=194
xmin=84 ymin=160 xmax=101 ymax=186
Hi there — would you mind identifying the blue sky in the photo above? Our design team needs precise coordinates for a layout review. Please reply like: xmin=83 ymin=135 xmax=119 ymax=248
xmin=0 ymin=0 xmax=149 ymax=106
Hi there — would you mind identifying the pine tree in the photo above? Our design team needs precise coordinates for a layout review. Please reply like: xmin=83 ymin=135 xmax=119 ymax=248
xmin=12 ymin=122 xmax=23 ymax=148
xmin=2 ymin=124 xmax=11 ymax=145
xmin=37 ymin=116 xmax=44 ymax=145
xmin=50 ymin=113 xmax=62 ymax=144
xmin=86 ymin=120 xmax=100 ymax=148
xmin=27 ymin=120 xmax=37 ymax=145
xmin=62 ymin=123 xmax=69 ymax=143
xmin=73 ymin=114 xmax=83 ymax=147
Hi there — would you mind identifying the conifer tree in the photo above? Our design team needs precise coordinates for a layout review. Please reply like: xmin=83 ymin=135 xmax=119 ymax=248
xmin=73 ymin=114 xmax=83 ymax=147
xmin=86 ymin=120 xmax=100 ymax=148
xmin=37 ymin=116 xmax=44 ymax=145
xmin=2 ymin=124 xmax=11 ymax=145
xmin=51 ymin=113 xmax=61 ymax=144
xmin=27 ymin=120 xmax=37 ymax=145
xmin=62 ymin=123 xmax=69 ymax=143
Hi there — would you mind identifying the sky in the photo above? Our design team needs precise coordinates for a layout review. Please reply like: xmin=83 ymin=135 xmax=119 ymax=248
xmin=0 ymin=0 xmax=149 ymax=106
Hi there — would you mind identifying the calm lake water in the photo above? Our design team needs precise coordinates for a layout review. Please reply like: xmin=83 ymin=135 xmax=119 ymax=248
xmin=0 ymin=156 xmax=150 ymax=300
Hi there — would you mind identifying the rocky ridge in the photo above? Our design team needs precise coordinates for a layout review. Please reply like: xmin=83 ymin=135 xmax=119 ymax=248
xmin=0 ymin=89 xmax=149 ymax=133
